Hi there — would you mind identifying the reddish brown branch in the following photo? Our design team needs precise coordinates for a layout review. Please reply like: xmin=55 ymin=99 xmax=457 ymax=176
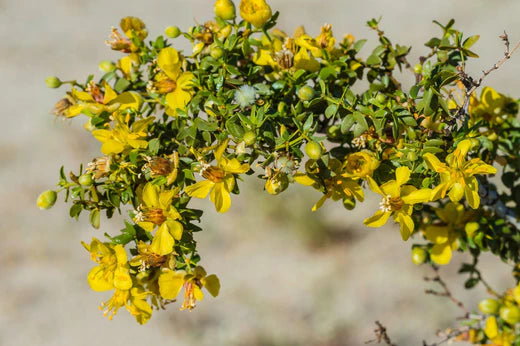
xmin=423 ymin=265 xmax=469 ymax=318
xmin=365 ymin=321 xmax=397 ymax=346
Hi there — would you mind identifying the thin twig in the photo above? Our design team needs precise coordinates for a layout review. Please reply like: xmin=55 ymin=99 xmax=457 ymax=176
xmin=365 ymin=321 xmax=397 ymax=346
xmin=424 ymin=265 xmax=469 ymax=318
xmin=422 ymin=326 xmax=470 ymax=346
xmin=454 ymin=31 xmax=520 ymax=124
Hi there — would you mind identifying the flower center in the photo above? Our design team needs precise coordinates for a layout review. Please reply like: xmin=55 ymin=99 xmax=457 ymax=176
xmin=135 ymin=205 xmax=166 ymax=225
xmin=201 ymin=166 xmax=226 ymax=183
xmin=379 ymin=194 xmax=404 ymax=212
xmin=154 ymin=78 xmax=177 ymax=94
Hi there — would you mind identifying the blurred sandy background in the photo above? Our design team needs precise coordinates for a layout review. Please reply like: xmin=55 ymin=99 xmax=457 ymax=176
xmin=1 ymin=0 xmax=520 ymax=345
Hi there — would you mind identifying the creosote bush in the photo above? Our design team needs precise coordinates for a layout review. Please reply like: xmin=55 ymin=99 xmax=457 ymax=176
xmin=39 ymin=0 xmax=520 ymax=343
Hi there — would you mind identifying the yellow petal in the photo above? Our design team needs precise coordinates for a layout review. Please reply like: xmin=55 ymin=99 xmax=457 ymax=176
xmin=210 ymin=182 xmax=232 ymax=213
xmin=158 ymin=270 xmax=185 ymax=300
xmin=364 ymin=210 xmax=391 ymax=228
xmin=159 ymin=190 xmax=175 ymax=209
xmin=366 ymin=176 xmax=383 ymax=195
xmin=464 ymin=177 xmax=480 ymax=209
xmin=165 ymin=89 xmax=191 ymax=115
xmin=311 ymin=195 xmax=328 ymax=212
xmin=113 ymin=267 xmax=132 ymax=290
xmin=423 ymin=153 xmax=448 ymax=173
xmin=150 ymin=223 xmax=174 ymax=256
xmin=465 ymin=158 xmax=497 ymax=175
xmin=101 ymin=140 xmax=125 ymax=155
xmin=454 ymin=139 xmax=472 ymax=159
xmin=202 ymin=274 xmax=220 ymax=297
xmin=448 ymin=182 xmax=464 ymax=202
xmin=343 ymin=180 xmax=364 ymax=202
xmin=109 ymin=91 xmax=143 ymax=111
xmin=214 ymin=139 xmax=229 ymax=161
xmin=157 ymin=47 xmax=181 ymax=80
xmin=293 ymin=173 xmax=315 ymax=186
xmin=142 ymin=183 xmax=159 ymax=208
xmin=396 ymin=212 xmax=414 ymax=241
xmin=177 ymin=72 xmax=195 ymax=90
xmin=138 ymin=221 xmax=155 ymax=232
xmin=87 ymin=266 xmax=114 ymax=292
xmin=185 ymin=180 xmax=214 ymax=199
xmin=114 ymin=244 xmax=128 ymax=264
xmin=166 ymin=220 xmax=183 ymax=241
xmin=395 ymin=166 xmax=411 ymax=186
xmin=380 ymin=181 xmax=400 ymax=198
xmin=103 ymin=82 xmax=118 ymax=104
xmin=424 ymin=225 xmax=449 ymax=244
xmin=293 ymin=48 xmax=320 ymax=72
xmin=193 ymin=286 xmax=204 ymax=301
xmin=485 ymin=316 xmax=498 ymax=339
xmin=92 ymin=129 xmax=112 ymax=143
xmin=430 ymin=243 xmax=452 ymax=265
xmin=219 ymin=157 xmax=250 ymax=174
xmin=401 ymin=188 xmax=432 ymax=204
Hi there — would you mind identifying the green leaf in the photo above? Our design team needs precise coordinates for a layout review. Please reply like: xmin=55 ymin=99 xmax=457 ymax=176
xmin=325 ymin=104 xmax=338 ymax=118
xmin=89 ymin=209 xmax=100 ymax=229
xmin=341 ymin=114 xmax=355 ymax=134
xmin=366 ymin=55 xmax=382 ymax=66
xmin=69 ymin=203 xmax=82 ymax=219
xmin=114 ymin=78 xmax=131 ymax=93
xmin=225 ymin=119 xmax=244 ymax=138
xmin=148 ymin=138 xmax=160 ymax=155
xmin=463 ymin=35 xmax=480 ymax=49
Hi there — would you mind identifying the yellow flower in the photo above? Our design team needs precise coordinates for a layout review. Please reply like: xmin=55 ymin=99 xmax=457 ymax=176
xmin=92 ymin=114 xmax=154 ymax=155
xmin=82 ymin=238 xmax=132 ymax=292
xmin=119 ymin=16 xmax=148 ymax=41
xmin=422 ymin=202 xmax=475 ymax=265
xmin=342 ymin=151 xmax=379 ymax=179
xmin=294 ymin=158 xmax=364 ymax=211
xmin=185 ymin=140 xmax=250 ymax=213
xmin=156 ymin=47 xmax=195 ymax=116
xmin=239 ymin=0 xmax=272 ymax=28
xmin=158 ymin=266 xmax=220 ymax=310
xmin=134 ymin=183 xmax=183 ymax=256
xmin=364 ymin=166 xmax=432 ymax=241
xmin=100 ymin=287 xmax=152 ymax=324
xmin=315 ymin=24 xmax=336 ymax=52
xmin=469 ymin=86 xmax=517 ymax=125
xmin=423 ymin=139 xmax=497 ymax=209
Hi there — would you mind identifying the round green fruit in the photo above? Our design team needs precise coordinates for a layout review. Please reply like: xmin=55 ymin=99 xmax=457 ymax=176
xmin=500 ymin=306 xmax=520 ymax=325
xmin=478 ymin=299 xmax=500 ymax=315
xmin=37 ymin=190 xmax=57 ymax=210
xmin=411 ymin=247 xmax=427 ymax=265
xmin=305 ymin=142 xmax=322 ymax=160
xmin=297 ymin=85 xmax=315 ymax=101
xmin=78 ymin=174 xmax=94 ymax=186
xmin=165 ymin=26 xmax=181 ymax=38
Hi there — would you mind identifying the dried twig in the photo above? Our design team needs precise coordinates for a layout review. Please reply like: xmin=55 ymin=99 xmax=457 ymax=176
xmin=454 ymin=31 xmax=520 ymax=123
xmin=422 ymin=326 xmax=471 ymax=346
xmin=424 ymin=265 xmax=469 ymax=318
xmin=365 ymin=321 xmax=397 ymax=346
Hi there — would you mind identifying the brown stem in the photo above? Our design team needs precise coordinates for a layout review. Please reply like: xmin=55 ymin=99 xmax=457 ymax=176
xmin=365 ymin=321 xmax=398 ymax=346
xmin=424 ymin=265 xmax=469 ymax=318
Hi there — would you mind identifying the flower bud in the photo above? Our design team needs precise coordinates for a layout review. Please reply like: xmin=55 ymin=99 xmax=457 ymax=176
xmin=78 ymin=174 xmax=94 ymax=186
xmin=265 ymin=173 xmax=289 ymax=195
xmin=239 ymin=0 xmax=272 ymax=28
xmin=214 ymin=0 xmax=236 ymax=20
xmin=99 ymin=60 xmax=116 ymax=73
xmin=165 ymin=26 xmax=181 ymax=38
xmin=37 ymin=190 xmax=57 ymax=210
xmin=297 ymin=85 xmax=315 ymax=101
xmin=413 ymin=64 xmax=422 ymax=74
xmin=45 ymin=76 xmax=62 ymax=89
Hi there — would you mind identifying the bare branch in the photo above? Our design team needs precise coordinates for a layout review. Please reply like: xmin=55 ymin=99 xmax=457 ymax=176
xmin=454 ymin=31 xmax=520 ymax=124
xmin=424 ymin=265 xmax=469 ymax=318
xmin=365 ymin=321 xmax=397 ymax=346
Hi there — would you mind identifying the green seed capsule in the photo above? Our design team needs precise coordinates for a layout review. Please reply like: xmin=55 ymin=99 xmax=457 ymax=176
xmin=342 ymin=197 xmax=356 ymax=210
xmin=99 ymin=60 xmax=116 ymax=73
xmin=500 ymin=306 xmax=520 ymax=325
xmin=243 ymin=131 xmax=256 ymax=146
xmin=45 ymin=76 xmax=62 ymax=89
xmin=165 ymin=26 xmax=181 ymax=38
xmin=478 ymin=299 xmax=500 ymax=315
xmin=297 ymin=86 xmax=315 ymax=101
xmin=411 ymin=247 xmax=427 ymax=265
xmin=37 ymin=190 xmax=57 ymax=210
xmin=413 ymin=64 xmax=423 ymax=74
xmin=78 ymin=174 xmax=94 ymax=186
xmin=305 ymin=142 xmax=322 ymax=160
xmin=210 ymin=46 xmax=225 ymax=60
